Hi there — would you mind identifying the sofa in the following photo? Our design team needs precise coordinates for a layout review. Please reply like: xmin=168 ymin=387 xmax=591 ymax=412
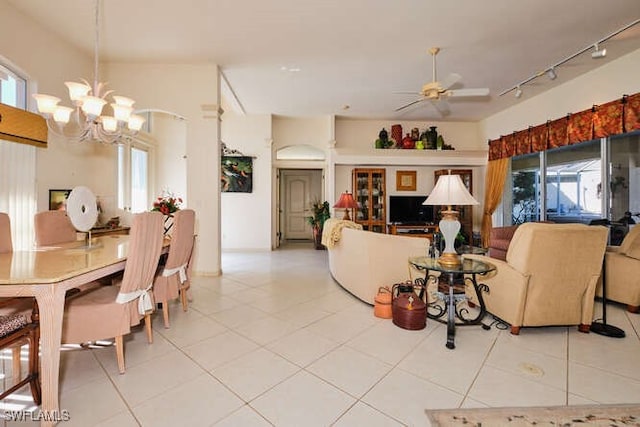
xmin=466 ymin=222 xmax=609 ymax=334
xmin=323 ymin=219 xmax=430 ymax=305
xmin=598 ymin=225 xmax=640 ymax=312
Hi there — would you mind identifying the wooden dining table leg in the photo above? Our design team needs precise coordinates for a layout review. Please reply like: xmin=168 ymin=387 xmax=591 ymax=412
xmin=34 ymin=286 xmax=67 ymax=427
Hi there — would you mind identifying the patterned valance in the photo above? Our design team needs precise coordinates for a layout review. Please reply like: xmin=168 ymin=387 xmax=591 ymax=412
xmin=488 ymin=92 xmax=640 ymax=161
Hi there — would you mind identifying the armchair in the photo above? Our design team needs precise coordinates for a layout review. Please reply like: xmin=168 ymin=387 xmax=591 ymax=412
xmin=466 ymin=223 xmax=608 ymax=335
xmin=599 ymin=225 xmax=640 ymax=312
xmin=488 ymin=225 xmax=519 ymax=260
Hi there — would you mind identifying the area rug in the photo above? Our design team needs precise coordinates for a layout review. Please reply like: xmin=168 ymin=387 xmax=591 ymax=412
xmin=426 ymin=404 xmax=640 ymax=426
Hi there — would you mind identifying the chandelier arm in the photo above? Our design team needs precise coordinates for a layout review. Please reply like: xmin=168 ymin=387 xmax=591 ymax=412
xmin=93 ymin=0 xmax=101 ymax=93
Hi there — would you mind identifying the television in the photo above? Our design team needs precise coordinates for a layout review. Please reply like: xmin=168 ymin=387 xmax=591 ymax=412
xmin=389 ymin=195 xmax=435 ymax=224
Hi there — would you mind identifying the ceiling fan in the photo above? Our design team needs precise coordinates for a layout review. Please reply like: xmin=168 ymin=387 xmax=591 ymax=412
xmin=395 ymin=47 xmax=490 ymax=115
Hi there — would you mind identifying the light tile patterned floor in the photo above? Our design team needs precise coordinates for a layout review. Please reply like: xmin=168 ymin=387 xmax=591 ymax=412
xmin=1 ymin=241 xmax=639 ymax=426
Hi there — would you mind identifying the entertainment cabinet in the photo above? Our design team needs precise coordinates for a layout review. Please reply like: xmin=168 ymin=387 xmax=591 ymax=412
xmin=388 ymin=223 xmax=438 ymax=239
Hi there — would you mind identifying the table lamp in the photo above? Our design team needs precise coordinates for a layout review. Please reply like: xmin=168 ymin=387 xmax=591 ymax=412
xmin=334 ymin=191 xmax=358 ymax=220
xmin=423 ymin=171 xmax=478 ymax=266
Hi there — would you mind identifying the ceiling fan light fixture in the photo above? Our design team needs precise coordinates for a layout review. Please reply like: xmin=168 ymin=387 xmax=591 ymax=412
xmin=546 ymin=68 xmax=557 ymax=80
xmin=591 ymin=43 xmax=607 ymax=59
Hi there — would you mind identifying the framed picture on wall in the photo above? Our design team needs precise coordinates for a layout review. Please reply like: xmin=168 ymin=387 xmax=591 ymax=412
xmin=221 ymin=156 xmax=253 ymax=193
xmin=49 ymin=189 xmax=71 ymax=210
xmin=396 ymin=171 xmax=417 ymax=191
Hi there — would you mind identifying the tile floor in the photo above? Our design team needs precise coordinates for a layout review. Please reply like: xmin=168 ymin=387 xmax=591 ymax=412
xmin=1 ymin=241 xmax=640 ymax=426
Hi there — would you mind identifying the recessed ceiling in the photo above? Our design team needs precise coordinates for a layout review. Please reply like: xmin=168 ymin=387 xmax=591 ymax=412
xmin=6 ymin=0 xmax=640 ymax=121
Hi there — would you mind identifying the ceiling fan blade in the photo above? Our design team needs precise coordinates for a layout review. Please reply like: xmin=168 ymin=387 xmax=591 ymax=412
xmin=393 ymin=91 xmax=422 ymax=95
xmin=447 ymin=88 xmax=490 ymax=97
xmin=440 ymin=73 xmax=462 ymax=90
xmin=431 ymin=99 xmax=451 ymax=116
xmin=395 ymin=99 xmax=424 ymax=112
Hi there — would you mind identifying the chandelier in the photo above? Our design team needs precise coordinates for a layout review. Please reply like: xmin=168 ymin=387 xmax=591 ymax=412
xmin=32 ymin=0 xmax=144 ymax=144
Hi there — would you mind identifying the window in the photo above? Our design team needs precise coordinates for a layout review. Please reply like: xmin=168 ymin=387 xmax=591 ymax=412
xmin=118 ymin=142 xmax=150 ymax=213
xmin=510 ymin=153 xmax=541 ymax=224
xmin=503 ymin=134 xmax=640 ymax=238
xmin=0 ymin=63 xmax=35 ymax=250
xmin=545 ymin=140 xmax=601 ymax=224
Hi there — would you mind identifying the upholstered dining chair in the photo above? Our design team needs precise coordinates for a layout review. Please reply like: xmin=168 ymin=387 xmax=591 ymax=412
xmin=152 ymin=209 xmax=195 ymax=328
xmin=34 ymin=210 xmax=77 ymax=246
xmin=0 ymin=212 xmax=41 ymax=404
xmin=61 ymin=211 xmax=164 ymax=373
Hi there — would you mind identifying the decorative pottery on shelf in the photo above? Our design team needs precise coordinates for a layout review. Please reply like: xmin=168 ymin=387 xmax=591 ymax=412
xmin=402 ymin=133 xmax=415 ymax=149
xmin=426 ymin=126 xmax=438 ymax=149
xmin=391 ymin=124 xmax=402 ymax=148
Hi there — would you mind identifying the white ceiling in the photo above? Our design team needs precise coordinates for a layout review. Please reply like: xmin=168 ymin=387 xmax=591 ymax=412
xmin=7 ymin=0 xmax=640 ymax=121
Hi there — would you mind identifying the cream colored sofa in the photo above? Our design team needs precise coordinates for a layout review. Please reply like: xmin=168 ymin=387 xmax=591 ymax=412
xmin=598 ymin=225 xmax=640 ymax=312
xmin=465 ymin=222 xmax=608 ymax=334
xmin=324 ymin=221 xmax=429 ymax=305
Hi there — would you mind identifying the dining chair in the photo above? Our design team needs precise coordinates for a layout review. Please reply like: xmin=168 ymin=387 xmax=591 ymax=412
xmin=0 ymin=212 xmax=41 ymax=404
xmin=152 ymin=209 xmax=195 ymax=328
xmin=34 ymin=210 xmax=77 ymax=246
xmin=61 ymin=211 xmax=164 ymax=373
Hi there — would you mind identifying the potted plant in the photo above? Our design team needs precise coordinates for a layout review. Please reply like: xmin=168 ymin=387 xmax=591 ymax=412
xmin=306 ymin=200 xmax=331 ymax=249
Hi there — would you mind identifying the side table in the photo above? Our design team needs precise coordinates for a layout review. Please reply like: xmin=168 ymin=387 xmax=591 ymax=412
xmin=409 ymin=256 xmax=496 ymax=349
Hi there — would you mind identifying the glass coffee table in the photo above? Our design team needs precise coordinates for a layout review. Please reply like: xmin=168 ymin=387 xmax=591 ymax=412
xmin=408 ymin=256 xmax=496 ymax=350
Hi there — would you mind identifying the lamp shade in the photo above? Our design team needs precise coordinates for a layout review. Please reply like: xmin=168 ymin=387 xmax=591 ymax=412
xmin=422 ymin=173 xmax=478 ymax=206
xmin=334 ymin=192 xmax=358 ymax=209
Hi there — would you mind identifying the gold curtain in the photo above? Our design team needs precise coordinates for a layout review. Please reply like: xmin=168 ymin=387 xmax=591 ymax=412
xmin=481 ymin=157 xmax=509 ymax=248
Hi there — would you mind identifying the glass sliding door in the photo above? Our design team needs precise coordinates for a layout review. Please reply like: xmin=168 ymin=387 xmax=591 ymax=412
xmin=545 ymin=140 xmax=601 ymax=224
xmin=608 ymin=131 xmax=640 ymax=229
xmin=510 ymin=153 xmax=541 ymax=224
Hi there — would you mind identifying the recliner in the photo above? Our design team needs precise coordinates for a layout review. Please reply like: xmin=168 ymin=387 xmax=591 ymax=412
xmin=466 ymin=223 xmax=609 ymax=334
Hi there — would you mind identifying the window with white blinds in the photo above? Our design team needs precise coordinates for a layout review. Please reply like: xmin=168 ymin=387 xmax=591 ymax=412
xmin=0 ymin=63 xmax=36 ymax=250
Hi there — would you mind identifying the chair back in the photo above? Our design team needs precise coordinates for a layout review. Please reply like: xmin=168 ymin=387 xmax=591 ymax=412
xmin=0 ymin=213 xmax=12 ymax=253
xmin=165 ymin=209 xmax=195 ymax=273
xmin=119 ymin=212 xmax=164 ymax=297
xmin=506 ymin=222 xmax=608 ymax=321
xmin=34 ymin=211 xmax=77 ymax=246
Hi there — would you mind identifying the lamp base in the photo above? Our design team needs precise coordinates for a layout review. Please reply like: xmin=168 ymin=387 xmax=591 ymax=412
xmin=342 ymin=210 xmax=351 ymax=221
xmin=437 ymin=252 xmax=461 ymax=267
xmin=437 ymin=209 xmax=461 ymax=267
xmin=590 ymin=321 xmax=625 ymax=338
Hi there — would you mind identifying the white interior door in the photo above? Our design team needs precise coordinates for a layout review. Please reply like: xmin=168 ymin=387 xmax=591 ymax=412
xmin=281 ymin=169 xmax=322 ymax=241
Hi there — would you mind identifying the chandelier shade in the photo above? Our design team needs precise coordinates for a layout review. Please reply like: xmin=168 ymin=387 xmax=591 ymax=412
xmin=32 ymin=0 xmax=144 ymax=144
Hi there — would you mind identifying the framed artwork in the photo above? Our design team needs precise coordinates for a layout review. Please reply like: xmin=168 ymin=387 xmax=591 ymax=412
xmin=221 ymin=156 xmax=253 ymax=193
xmin=49 ymin=189 xmax=71 ymax=210
xmin=396 ymin=171 xmax=417 ymax=191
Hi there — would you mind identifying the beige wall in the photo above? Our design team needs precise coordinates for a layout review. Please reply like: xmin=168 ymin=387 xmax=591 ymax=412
xmin=220 ymin=112 xmax=272 ymax=250
xmin=482 ymin=48 xmax=640 ymax=141
xmin=152 ymin=112 xmax=188 ymax=204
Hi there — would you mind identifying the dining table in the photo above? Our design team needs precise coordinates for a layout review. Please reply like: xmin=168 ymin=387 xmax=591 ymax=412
xmin=0 ymin=234 xmax=166 ymax=426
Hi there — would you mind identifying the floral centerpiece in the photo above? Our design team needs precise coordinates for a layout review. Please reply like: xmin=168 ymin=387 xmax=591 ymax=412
xmin=152 ymin=194 xmax=182 ymax=216
xmin=152 ymin=193 xmax=182 ymax=234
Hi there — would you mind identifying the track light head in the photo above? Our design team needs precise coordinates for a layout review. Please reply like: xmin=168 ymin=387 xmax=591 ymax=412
xmin=591 ymin=43 xmax=607 ymax=59
xmin=547 ymin=68 xmax=557 ymax=80
xmin=515 ymin=86 xmax=523 ymax=98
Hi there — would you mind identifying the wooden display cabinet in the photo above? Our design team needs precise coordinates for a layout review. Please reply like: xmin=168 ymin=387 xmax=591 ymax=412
xmin=434 ymin=169 xmax=473 ymax=243
xmin=352 ymin=168 xmax=386 ymax=233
